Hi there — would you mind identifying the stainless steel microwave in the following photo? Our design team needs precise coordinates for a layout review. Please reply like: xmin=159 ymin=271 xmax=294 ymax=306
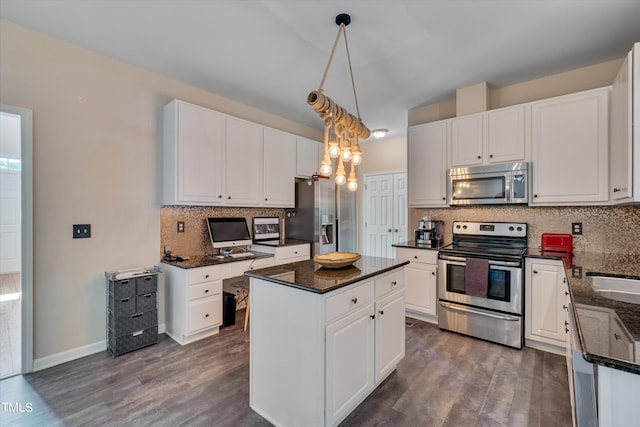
xmin=447 ymin=162 xmax=528 ymax=205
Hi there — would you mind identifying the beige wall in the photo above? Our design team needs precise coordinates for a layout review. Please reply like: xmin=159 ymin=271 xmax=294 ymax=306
xmin=408 ymin=58 xmax=624 ymax=125
xmin=0 ymin=19 xmax=321 ymax=362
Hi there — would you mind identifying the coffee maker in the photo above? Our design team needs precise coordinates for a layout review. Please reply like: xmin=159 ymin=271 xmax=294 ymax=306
xmin=414 ymin=216 xmax=443 ymax=247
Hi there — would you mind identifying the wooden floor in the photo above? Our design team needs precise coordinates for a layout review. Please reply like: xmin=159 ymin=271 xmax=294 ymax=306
xmin=0 ymin=311 xmax=572 ymax=427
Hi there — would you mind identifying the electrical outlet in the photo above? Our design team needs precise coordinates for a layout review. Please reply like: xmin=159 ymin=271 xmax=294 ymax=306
xmin=572 ymin=222 xmax=583 ymax=235
xmin=177 ymin=221 xmax=185 ymax=233
xmin=73 ymin=224 xmax=91 ymax=239
xmin=572 ymin=266 xmax=583 ymax=278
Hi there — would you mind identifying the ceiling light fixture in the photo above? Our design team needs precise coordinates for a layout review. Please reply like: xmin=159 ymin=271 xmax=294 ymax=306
xmin=307 ymin=13 xmax=370 ymax=192
xmin=372 ymin=129 xmax=388 ymax=139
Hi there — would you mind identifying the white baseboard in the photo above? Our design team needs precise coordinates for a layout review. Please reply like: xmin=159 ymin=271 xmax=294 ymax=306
xmin=33 ymin=323 xmax=166 ymax=372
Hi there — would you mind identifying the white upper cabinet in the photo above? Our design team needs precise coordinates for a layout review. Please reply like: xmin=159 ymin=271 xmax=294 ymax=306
xmin=225 ymin=117 xmax=263 ymax=206
xmin=450 ymin=113 xmax=484 ymax=166
xmin=530 ymin=87 xmax=609 ymax=205
xmin=163 ymin=100 xmax=226 ymax=205
xmin=609 ymin=42 xmax=640 ymax=203
xmin=487 ymin=105 xmax=527 ymax=163
xmin=296 ymin=137 xmax=320 ymax=178
xmin=263 ymin=127 xmax=296 ymax=207
xmin=408 ymin=121 xmax=448 ymax=207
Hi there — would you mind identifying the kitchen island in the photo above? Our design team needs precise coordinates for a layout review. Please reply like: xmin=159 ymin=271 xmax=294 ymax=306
xmin=244 ymin=256 xmax=409 ymax=427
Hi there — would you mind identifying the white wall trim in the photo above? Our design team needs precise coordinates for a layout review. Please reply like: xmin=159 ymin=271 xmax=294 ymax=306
xmin=33 ymin=323 xmax=166 ymax=371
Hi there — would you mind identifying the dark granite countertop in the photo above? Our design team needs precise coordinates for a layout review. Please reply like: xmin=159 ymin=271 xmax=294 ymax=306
xmin=392 ymin=240 xmax=449 ymax=250
xmin=244 ymin=256 xmax=409 ymax=294
xmin=161 ymin=251 xmax=274 ymax=269
xmin=527 ymin=250 xmax=640 ymax=375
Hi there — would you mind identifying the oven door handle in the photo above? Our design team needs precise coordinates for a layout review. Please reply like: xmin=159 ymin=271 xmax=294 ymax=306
xmin=439 ymin=301 xmax=521 ymax=322
xmin=438 ymin=255 xmax=521 ymax=268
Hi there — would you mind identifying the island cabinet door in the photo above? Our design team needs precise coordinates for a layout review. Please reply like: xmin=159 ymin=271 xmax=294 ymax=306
xmin=325 ymin=303 xmax=375 ymax=427
xmin=374 ymin=289 xmax=406 ymax=383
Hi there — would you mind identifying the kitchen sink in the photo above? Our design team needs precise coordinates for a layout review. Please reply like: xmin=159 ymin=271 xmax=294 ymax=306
xmin=589 ymin=275 xmax=640 ymax=305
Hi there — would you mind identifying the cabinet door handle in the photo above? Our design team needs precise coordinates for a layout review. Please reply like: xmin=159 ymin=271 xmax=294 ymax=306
xmin=391 ymin=281 xmax=397 ymax=286
xmin=144 ymin=293 xmax=152 ymax=298
xmin=533 ymin=270 xmax=538 ymax=274
xmin=477 ymin=155 xmax=481 ymax=159
xmin=204 ymin=274 xmax=210 ymax=279
xmin=442 ymin=197 xmax=446 ymax=201
xmin=379 ymin=310 xmax=384 ymax=315
xmin=294 ymin=251 xmax=298 ymax=254
xmin=614 ymin=333 xmax=621 ymax=340
xmin=121 ymin=298 xmax=130 ymax=303
xmin=394 ymin=229 xmax=399 ymax=232
xmin=431 ymin=271 xmax=436 ymax=275
xmin=613 ymin=188 xmax=621 ymax=192
xmin=351 ymin=297 xmax=358 ymax=304
xmin=265 ymin=198 xmax=268 ymax=201
xmin=131 ymin=313 xmax=143 ymax=318
xmin=534 ymin=194 xmax=538 ymax=198
xmin=565 ymin=291 xmax=569 ymax=296
xmin=489 ymin=154 xmax=493 ymax=158
xmin=388 ymin=229 xmax=392 ymax=232
xmin=218 ymin=195 xmax=222 ymax=198
xmin=563 ymin=305 xmax=568 ymax=310
xmin=563 ymin=278 xmax=567 ymax=283
xmin=205 ymin=313 xmax=210 ymax=318
xmin=370 ymin=314 xmax=376 ymax=319
xmin=228 ymin=196 xmax=231 ymax=199
xmin=414 ymin=255 xmax=418 ymax=259
xmin=132 ymin=330 xmax=144 ymax=337
xmin=565 ymin=327 xmax=569 ymax=333
xmin=204 ymin=289 xmax=209 ymax=294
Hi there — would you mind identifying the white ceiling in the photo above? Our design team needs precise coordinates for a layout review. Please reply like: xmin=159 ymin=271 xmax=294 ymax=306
xmin=2 ymin=0 xmax=640 ymax=139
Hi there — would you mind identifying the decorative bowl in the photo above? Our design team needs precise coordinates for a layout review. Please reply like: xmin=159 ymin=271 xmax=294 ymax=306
xmin=313 ymin=252 xmax=361 ymax=269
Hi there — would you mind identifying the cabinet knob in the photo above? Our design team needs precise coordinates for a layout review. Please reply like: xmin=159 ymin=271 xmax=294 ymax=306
xmin=565 ymin=291 xmax=569 ymax=296
xmin=614 ymin=333 xmax=621 ymax=340
xmin=442 ymin=197 xmax=446 ymax=200
xmin=352 ymin=297 xmax=358 ymax=304
xmin=565 ymin=327 xmax=569 ymax=333
xmin=565 ymin=320 xmax=569 ymax=326
xmin=613 ymin=188 xmax=621 ymax=192
xmin=379 ymin=310 xmax=385 ymax=315
xmin=477 ymin=155 xmax=481 ymax=159
xmin=489 ymin=154 xmax=493 ymax=158
xmin=431 ymin=271 xmax=436 ymax=275
xmin=533 ymin=270 xmax=538 ymax=274
xmin=391 ymin=281 xmax=397 ymax=286
xmin=218 ymin=195 xmax=222 ymax=198
xmin=563 ymin=305 xmax=568 ymax=310
xmin=388 ymin=229 xmax=392 ymax=232
xmin=295 ymin=251 xmax=298 ymax=254
xmin=534 ymin=194 xmax=538 ymax=198
xmin=414 ymin=255 xmax=418 ymax=259
xmin=228 ymin=196 xmax=231 ymax=199
xmin=205 ymin=313 xmax=209 ymax=318
xmin=204 ymin=289 xmax=209 ymax=294
xmin=205 ymin=274 xmax=210 ymax=279
xmin=265 ymin=198 xmax=268 ymax=201
xmin=370 ymin=314 xmax=376 ymax=320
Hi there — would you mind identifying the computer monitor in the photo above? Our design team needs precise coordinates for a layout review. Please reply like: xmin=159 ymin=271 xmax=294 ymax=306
xmin=207 ymin=217 xmax=252 ymax=249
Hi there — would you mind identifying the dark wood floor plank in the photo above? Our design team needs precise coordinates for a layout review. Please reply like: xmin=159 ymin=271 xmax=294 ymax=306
xmin=0 ymin=314 xmax=573 ymax=427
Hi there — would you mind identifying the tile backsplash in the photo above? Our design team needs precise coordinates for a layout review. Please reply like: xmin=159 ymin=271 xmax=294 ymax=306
xmin=161 ymin=206 xmax=285 ymax=257
xmin=410 ymin=205 xmax=640 ymax=254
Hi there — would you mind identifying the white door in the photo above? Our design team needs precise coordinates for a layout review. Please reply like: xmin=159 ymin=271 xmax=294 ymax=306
xmin=364 ymin=174 xmax=394 ymax=258
xmin=0 ymin=171 xmax=20 ymax=273
xmin=364 ymin=172 xmax=407 ymax=258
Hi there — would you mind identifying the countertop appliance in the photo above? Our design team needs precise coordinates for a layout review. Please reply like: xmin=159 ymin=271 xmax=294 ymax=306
xmin=438 ymin=221 xmax=528 ymax=349
xmin=447 ymin=162 xmax=528 ymax=205
xmin=414 ymin=216 xmax=443 ymax=247
xmin=285 ymin=177 xmax=356 ymax=257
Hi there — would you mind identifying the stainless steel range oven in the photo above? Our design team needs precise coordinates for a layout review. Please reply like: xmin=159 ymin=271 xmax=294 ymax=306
xmin=438 ymin=221 xmax=527 ymax=349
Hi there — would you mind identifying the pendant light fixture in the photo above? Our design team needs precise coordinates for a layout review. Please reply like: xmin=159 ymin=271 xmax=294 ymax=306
xmin=307 ymin=13 xmax=370 ymax=192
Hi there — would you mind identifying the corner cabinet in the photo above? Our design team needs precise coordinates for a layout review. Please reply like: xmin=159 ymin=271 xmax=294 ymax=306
xmin=407 ymin=121 xmax=448 ymax=207
xmin=525 ymin=258 xmax=569 ymax=353
xmin=530 ymin=87 xmax=609 ymax=205
xmin=394 ymin=247 xmax=438 ymax=323
xmin=249 ymin=268 xmax=405 ymax=427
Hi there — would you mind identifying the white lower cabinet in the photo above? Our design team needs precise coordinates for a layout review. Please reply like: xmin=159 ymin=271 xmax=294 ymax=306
xmin=249 ymin=267 xmax=405 ymax=427
xmin=250 ymin=243 xmax=310 ymax=265
xmin=525 ymin=258 xmax=569 ymax=352
xmin=164 ymin=263 xmax=223 ymax=345
xmin=395 ymin=247 xmax=438 ymax=323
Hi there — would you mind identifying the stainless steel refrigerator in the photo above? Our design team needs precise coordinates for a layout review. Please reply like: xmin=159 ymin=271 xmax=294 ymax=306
xmin=285 ymin=178 xmax=357 ymax=256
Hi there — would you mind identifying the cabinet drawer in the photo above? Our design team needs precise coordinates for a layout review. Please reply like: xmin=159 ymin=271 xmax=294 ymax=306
xmin=188 ymin=295 xmax=221 ymax=333
xmin=395 ymin=248 xmax=437 ymax=264
xmin=109 ymin=310 xmax=157 ymax=336
xmin=136 ymin=292 xmax=157 ymax=312
xmin=277 ymin=245 xmax=310 ymax=262
xmin=136 ymin=275 xmax=157 ymax=294
xmin=109 ymin=294 xmax=136 ymax=317
xmin=109 ymin=279 xmax=136 ymax=299
xmin=375 ymin=269 xmax=405 ymax=299
xmin=326 ymin=281 xmax=374 ymax=323
xmin=186 ymin=265 xmax=221 ymax=285
xmin=108 ymin=326 xmax=158 ymax=356
xmin=189 ymin=280 xmax=222 ymax=301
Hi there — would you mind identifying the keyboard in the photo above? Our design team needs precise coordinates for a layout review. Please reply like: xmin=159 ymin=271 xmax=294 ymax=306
xmin=229 ymin=252 xmax=253 ymax=258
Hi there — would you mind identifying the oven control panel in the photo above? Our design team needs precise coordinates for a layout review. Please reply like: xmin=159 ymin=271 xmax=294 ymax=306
xmin=452 ymin=221 xmax=527 ymax=238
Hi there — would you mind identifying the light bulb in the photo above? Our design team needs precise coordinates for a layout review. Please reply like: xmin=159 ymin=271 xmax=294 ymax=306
xmin=328 ymin=142 xmax=340 ymax=158
xmin=352 ymin=152 xmax=362 ymax=165
xmin=320 ymin=163 xmax=332 ymax=176
xmin=335 ymin=174 xmax=347 ymax=185
xmin=341 ymin=148 xmax=352 ymax=162
xmin=347 ymin=180 xmax=358 ymax=191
